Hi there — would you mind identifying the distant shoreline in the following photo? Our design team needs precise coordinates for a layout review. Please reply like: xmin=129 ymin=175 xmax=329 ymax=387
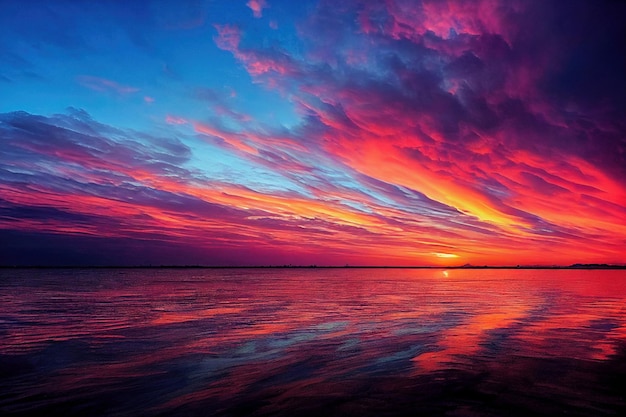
xmin=1 ymin=264 xmax=625 ymax=270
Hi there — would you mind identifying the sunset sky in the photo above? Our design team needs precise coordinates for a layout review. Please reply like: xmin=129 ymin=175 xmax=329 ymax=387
xmin=1 ymin=0 xmax=625 ymax=266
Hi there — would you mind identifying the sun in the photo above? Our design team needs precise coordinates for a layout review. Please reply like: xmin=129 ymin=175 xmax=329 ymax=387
xmin=433 ymin=253 xmax=459 ymax=259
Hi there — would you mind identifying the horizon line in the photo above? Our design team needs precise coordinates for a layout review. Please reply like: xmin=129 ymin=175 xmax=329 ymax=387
xmin=1 ymin=264 xmax=625 ymax=270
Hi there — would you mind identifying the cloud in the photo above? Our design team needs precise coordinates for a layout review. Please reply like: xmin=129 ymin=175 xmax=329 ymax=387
xmin=0 ymin=110 xmax=464 ymax=265
xmin=214 ymin=24 xmax=299 ymax=77
xmin=247 ymin=0 xmax=268 ymax=18
xmin=77 ymin=75 xmax=140 ymax=95
xmin=0 ymin=107 xmax=510 ymax=265
xmin=206 ymin=0 xmax=626 ymax=264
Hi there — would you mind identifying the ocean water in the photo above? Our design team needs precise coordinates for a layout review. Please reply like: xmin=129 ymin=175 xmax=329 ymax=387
xmin=0 ymin=268 xmax=625 ymax=416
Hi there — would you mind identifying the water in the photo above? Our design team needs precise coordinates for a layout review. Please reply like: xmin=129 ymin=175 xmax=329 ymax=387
xmin=1 ymin=268 xmax=625 ymax=416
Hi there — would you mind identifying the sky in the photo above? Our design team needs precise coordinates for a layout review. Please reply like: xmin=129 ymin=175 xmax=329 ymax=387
xmin=1 ymin=0 xmax=625 ymax=266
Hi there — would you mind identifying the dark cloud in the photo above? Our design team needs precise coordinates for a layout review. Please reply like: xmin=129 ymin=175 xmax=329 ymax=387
xmin=284 ymin=0 xmax=626 ymax=180
xmin=0 ymin=200 xmax=99 ymax=225
xmin=0 ymin=229 xmax=254 ymax=267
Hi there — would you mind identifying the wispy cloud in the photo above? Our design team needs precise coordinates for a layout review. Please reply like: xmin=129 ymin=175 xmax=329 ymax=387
xmin=77 ymin=75 xmax=140 ymax=95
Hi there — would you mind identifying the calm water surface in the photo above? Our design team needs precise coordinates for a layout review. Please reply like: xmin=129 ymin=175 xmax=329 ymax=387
xmin=1 ymin=268 xmax=625 ymax=416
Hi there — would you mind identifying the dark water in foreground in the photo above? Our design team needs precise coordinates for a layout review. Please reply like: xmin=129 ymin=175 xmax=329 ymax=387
xmin=1 ymin=268 xmax=625 ymax=416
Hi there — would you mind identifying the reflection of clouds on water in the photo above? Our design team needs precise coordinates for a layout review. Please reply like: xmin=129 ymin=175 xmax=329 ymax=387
xmin=0 ymin=268 xmax=625 ymax=416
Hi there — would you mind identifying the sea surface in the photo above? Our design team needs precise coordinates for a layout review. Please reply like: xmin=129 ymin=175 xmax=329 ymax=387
xmin=1 ymin=268 xmax=625 ymax=416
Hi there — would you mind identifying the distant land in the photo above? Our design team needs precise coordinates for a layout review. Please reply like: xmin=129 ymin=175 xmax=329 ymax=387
xmin=1 ymin=264 xmax=625 ymax=269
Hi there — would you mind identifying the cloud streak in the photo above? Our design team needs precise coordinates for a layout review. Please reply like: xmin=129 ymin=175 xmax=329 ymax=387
xmin=77 ymin=76 xmax=140 ymax=95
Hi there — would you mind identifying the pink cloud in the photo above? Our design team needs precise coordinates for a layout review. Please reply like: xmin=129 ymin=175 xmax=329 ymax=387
xmin=214 ymin=24 xmax=298 ymax=77
xmin=213 ymin=24 xmax=242 ymax=51
xmin=247 ymin=0 xmax=268 ymax=18
xmin=165 ymin=115 xmax=188 ymax=125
